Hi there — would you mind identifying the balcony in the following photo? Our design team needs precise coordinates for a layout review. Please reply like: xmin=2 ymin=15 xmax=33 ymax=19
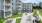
xmin=16 ymin=1 xmax=22 ymax=5
xmin=23 ymin=9 xmax=25 ymax=10
xmin=5 ymin=12 xmax=11 ymax=17
xmin=5 ymin=4 xmax=11 ymax=7
xmin=5 ymin=8 xmax=12 ymax=12
xmin=16 ymin=0 xmax=21 ymax=2
xmin=5 ymin=11 xmax=11 ymax=14
xmin=5 ymin=10 xmax=11 ymax=12
xmin=5 ymin=0 xmax=11 ymax=2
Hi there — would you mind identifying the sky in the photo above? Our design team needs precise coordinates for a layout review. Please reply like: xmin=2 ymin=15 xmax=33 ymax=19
xmin=21 ymin=0 xmax=42 ymax=4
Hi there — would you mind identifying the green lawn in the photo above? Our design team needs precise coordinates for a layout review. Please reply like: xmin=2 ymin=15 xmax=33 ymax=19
xmin=33 ymin=10 xmax=42 ymax=16
xmin=39 ymin=12 xmax=42 ymax=16
xmin=16 ymin=18 xmax=21 ymax=23
xmin=40 ymin=20 xmax=42 ymax=23
xmin=11 ymin=13 xmax=22 ymax=18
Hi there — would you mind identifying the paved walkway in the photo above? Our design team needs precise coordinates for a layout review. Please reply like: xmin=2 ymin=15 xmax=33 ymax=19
xmin=11 ymin=18 xmax=16 ymax=23
xmin=20 ymin=13 xmax=34 ymax=23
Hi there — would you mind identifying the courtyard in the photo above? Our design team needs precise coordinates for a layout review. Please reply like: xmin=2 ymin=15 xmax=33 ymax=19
xmin=0 ymin=10 xmax=42 ymax=23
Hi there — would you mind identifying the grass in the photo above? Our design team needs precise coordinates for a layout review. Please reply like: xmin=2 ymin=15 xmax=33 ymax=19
xmin=40 ymin=20 xmax=42 ymax=23
xmin=33 ymin=10 xmax=42 ymax=16
xmin=11 ymin=13 xmax=22 ymax=18
xmin=39 ymin=12 xmax=42 ymax=16
xmin=16 ymin=18 xmax=21 ymax=23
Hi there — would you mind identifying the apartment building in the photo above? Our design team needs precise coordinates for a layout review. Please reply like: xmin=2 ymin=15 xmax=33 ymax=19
xmin=22 ymin=3 xmax=33 ymax=13
xmin=0 ymin=0 xmax=22 ymax=18
xmin=12 ymin=0 xmax=22 ymax=14
xmin=0 ymin=0 xmax=12 ymax=18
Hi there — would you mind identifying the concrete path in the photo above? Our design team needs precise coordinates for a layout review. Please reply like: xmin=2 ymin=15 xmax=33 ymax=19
xmin=11 ymin=18 xmax=16 ymax=23
xmin=20 ymin=13 xmax=34 ymax=23
xmin=20 ymin=13 xmax=27 ymax=23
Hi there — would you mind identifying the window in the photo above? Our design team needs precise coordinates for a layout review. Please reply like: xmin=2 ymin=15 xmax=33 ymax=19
xmin=12 ymin=3 xmax=13 ymax=5
xmin=5 ymin=7 xmax=9 ymax=10
xmin=6 ymin=7 xmax=9 ymax=10
xmin=23 ymin=8 xmax=25 ymax=9
xmin=18 ymin=1 xmax=21 ymax=2
xmin=27 ymin=8 xmax=29 ymax=9
xmin=12 ymin=7 xmax=13 ymax=9
xmin=17 ymin=7 xmax=20 ymax=9
xmin=16 ymin=0 xmax=21 ymax=2
xmin=12 ymin=0 xmax=13 ymax=1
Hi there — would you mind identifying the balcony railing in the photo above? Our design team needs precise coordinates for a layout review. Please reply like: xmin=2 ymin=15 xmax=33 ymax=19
xmin=5 ymin=0 xmax=11 ymax=2
xmin=5 ymin=5 xmax=11 ymax=7
xmin=17 ymin=2 xmax=21 ymax=3
xmin=5 ymin=10 xmax=11 ymax=12
xmin=16 ymin=0 xmax=21 ymax=2
xmin=5 ymin=11 xmax=11 ymax=14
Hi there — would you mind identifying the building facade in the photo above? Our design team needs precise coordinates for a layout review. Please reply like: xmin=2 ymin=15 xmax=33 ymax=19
xmin=22 ymin=3 xmax=33 ymax=13
xmin=0 ymin=0 xmax=12 ymax=18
